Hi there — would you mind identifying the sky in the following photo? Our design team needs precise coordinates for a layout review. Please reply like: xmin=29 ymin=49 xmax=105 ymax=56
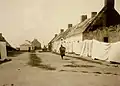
xmin=0 ymin=0 xmax=120 ymax=47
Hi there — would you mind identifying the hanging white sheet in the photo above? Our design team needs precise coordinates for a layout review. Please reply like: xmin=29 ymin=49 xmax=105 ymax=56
xmin=80 ymin=40 xmax=92 ymax=57
xmin=108 ymin=42 xmax=120 ymax=63
xmin=91 ymin=39 xmax=110 ymax=60
xmin=0 ymin=42 xmax=7 ymax=59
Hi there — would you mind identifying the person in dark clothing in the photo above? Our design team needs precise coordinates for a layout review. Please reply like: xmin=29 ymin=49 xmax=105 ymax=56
xmin=59 ymin=45 xmax=66 ymax=59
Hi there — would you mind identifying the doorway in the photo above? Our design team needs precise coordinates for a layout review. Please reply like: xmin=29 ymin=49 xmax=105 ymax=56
xmin=28 ymin=47 xmax=31 ymax=52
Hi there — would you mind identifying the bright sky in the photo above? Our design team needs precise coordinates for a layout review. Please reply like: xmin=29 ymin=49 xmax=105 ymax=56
xmin=0 ymin=0 xmax=120 ymax=47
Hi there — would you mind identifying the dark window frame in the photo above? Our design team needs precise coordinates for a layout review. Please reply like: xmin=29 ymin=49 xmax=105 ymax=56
xmin=104 ymin=37 xmax=108 ymax=43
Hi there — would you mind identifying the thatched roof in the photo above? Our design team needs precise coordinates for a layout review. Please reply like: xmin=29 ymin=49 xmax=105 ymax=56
xmin=50 ymin=1 xmax=120 ymax=42
xmin=0 ymin=34 xmax=15 ymax=50
xmin=50 ymin=17 xmax=95 ymax=41
xmin=52 ymin=32 xmax=64 ymax=42
xmin=49 ymin=35 xmax=58 ymax=44
xmin=0 ymin=35 xmax=11 ymax=47
xmin=85 ymin=6 xmax=120 ymax=32
xmin=66 ymin=5 xmax=120 ymax=37
xmin=66 ymin=18 xmax=95 ymax=38
xmin=54 ymin=26 xmax=74 ymax=41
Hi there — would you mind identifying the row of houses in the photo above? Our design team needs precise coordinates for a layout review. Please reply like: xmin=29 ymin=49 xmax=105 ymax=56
xmin=48 ymin=0 xmax=120 ymax=55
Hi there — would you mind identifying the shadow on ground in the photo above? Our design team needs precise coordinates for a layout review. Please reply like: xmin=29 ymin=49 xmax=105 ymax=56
xmin=64 ymin=58 xmax=70 ymax=60
xmin=59 ymin=69 xmax=120 ymax=76
xmin=7 ymin=51 xmax=23 ymax=57
xmin=61 ymin=62 xmax=120 ymax=76
xmin=28 ymin=53 xmax=56 ymax=70
xmin=63 ymin=64 xmax=95 ymax=68
xmin=0 ymin=51 xmax=22 ymax=65
xmin=0 ymin=59 xmax=12 ymax=65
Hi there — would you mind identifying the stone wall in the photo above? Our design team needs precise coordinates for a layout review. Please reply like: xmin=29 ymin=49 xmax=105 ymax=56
xmin=83 ymin=25 xmax=120 ymax=43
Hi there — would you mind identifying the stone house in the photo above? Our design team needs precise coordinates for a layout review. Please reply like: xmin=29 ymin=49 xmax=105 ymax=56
xmin=31 ymin=39 xmax=41 ymax=50
xmin=49 ymin=0 xmax=120 ymax=54
xmin=83 ymin=0 xmax=120 ymax=43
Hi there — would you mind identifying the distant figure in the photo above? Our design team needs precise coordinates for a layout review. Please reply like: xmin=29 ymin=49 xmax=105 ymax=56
xmin=59 ymin=45 xmax=66 ymax=59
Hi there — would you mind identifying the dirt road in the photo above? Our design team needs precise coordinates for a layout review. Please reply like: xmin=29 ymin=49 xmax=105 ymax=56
xmin=0 ymin=52 xmax=120 ymax=86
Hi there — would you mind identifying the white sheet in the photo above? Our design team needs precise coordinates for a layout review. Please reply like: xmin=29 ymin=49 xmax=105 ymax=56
xmin=108 ymin=42 xmax=120 ymax=63
xmin=80 ymin=40 xmax=88 ymax=57
xmin=73 ymin=41 xmax=83 ymax=54
xmin=79 ymin=40 xmax=90 ymax=57
xmin=52 ymin=39 xmax=120 ymax=63
xmin=91 ymin=39 xmax=110 ymax=60
xmin=0 ymin=42 xmax=7 ymax=59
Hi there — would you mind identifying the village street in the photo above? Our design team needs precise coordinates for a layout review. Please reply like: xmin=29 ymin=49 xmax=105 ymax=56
xmin=0 ymin=52 xmax=120 ymax=86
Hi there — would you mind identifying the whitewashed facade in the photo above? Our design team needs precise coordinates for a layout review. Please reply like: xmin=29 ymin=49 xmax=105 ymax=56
xmin=20 ymin=43 xmax=32 ymax=51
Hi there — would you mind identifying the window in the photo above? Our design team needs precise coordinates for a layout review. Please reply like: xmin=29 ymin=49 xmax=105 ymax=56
xmin=61 ymin=38 xmax=63 ymax=41
xmin=104 ymin=37 xmax=108 ymax=43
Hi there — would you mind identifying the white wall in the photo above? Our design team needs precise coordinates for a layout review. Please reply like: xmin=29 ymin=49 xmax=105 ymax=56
xmin=20 ymin=45 xmax=32 ymax=51
xmin=65 ymin=34 xmax=83 ymax=54
xmin=52 ymin=33 xmax=83 ymax=54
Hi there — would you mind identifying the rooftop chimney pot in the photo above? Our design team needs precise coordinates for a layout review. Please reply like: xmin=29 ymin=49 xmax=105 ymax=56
xmin=91 ymin=12 xmax=97 ymax=18
xmin=68 ymin=24 xmax=72 ymax=28
xmin=105 ymin=0 xmax=114 ymax=8
xmin=81 ymin=15 xmax=87 ymax=22
xmin=0 ymin=33 xmax=2 ymax=36
xmin=60 ymin=29 xmax=64 ymax=33
xmin=55 ymin=34 xmax=58 ymax=37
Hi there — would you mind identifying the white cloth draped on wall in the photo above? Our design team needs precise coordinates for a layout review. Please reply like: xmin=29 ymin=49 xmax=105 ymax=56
xmin=91 ymin=40 xmax=110 ymax=60
xmin=108 ymin=42 xmax=120 ymax=63
xmin=68 ymin=42 xmax=73 ymax=53
xmin=73 ymin=41 xmax=82 ymax=54
xmin=0 ymin=42 xmax=7 ymax=59
xmin=52 ymin=39 xmax=120 ymax=63
xmin=80 ymin=40 xmax=92 ymax=57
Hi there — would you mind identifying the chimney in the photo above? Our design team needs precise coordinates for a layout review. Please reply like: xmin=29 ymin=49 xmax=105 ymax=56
xmin=0 ymin=33 xmax=2 ymax=37
xmin=55 ymin=34 xmax=58 ymax=37
xmin=60 ymin=29 xmax=64 ymax=33
xmin=105 ymin=0 xmax=114 ymax=8
xmin=68 ymin=24 xmax=72 ymax=28
xmin=81 ymin=15 xmax=87 ymax=22
xmin=91 ymin=12 xmax=97 ymax=18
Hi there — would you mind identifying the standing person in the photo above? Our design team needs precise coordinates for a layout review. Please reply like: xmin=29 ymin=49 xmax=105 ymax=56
xmin=59 ymin=45 xmax=66 ymax=59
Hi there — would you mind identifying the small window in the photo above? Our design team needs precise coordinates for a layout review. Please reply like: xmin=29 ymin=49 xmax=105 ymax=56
xmin=104 ymin=37 xmax=108 ymax=43
xmin=61 ymin=38 xmax=63 ymax=41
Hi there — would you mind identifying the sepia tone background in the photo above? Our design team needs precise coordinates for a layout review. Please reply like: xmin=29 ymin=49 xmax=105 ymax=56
xmin=0 ymin=0 xmax=120 ymax=47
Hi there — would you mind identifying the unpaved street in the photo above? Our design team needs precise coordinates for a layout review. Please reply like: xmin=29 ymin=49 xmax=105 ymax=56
xmin=0 ymin=52 xmax=120 ymax=86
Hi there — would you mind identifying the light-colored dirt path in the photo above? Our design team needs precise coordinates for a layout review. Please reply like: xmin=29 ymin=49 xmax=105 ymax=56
xmin=0 ymin=52 xmax=120 ymax=86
